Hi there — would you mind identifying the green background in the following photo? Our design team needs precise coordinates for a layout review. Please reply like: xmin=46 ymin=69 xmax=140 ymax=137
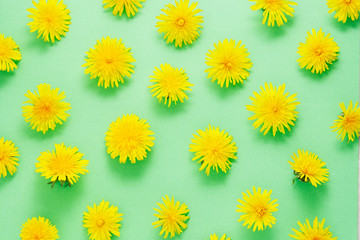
xmin=0 ymin=0 xmax=358 ymax=239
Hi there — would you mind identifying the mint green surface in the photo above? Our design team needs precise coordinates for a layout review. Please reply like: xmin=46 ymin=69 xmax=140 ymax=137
xmin=0 ymin=0 xmax=359 ymax=239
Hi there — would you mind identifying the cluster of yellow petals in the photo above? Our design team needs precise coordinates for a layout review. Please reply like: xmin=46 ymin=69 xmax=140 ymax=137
xmin=83 ymin=200 xmax=124 ymax=240
xmin=103 ymin=0 xmax=146 ymax=17
xmin=153 ymin=195 xmax=190 ymax=239
xmin=27 ymin=0 xmax=71 ymax=43
xmin=327 ymin=0 xmax=360 ymax=23
xmin=156 ymin=0 xmax=203 ymax=47
xmin=0 ymin=33 xmax=21 ymax=72
xmin=237 ymin=187 xmax=279 ymax=231
xmin=249 ymin=0 xmax=297 ymax=27
xmin=297 ymin=29 xmax=339 ymax=74
xmin=149 ymin=63 xmax=193 ymax=107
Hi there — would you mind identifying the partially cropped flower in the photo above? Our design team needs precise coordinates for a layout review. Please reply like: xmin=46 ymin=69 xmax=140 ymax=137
xmin=246 ymin=83 xmax=300 ymax=136
xmin=153 ymin=195 xmax=189 ymax=239
xmin=103 ymin=0 xmax=145 ymax=17
xmin=236 ymin=187 xmax=278 ymax=231
xmin=210 ymin=233 xmax=231 ymax=240
xmin=0 ymin=34 xmax=22 ymax=72
xmin=205 ymin=39 xmax=252 ymax=88
xmin=331 ymin=101 xmax=360 ymax=142
xmin=156 ymin=0 xmax=204 ymax=47
xmin=190 ymin=125 xmax=237 ymax=175
xmin=36 ymin=143 xmax=89 ymax=187
xmin=105 ymin=114 xmax=155 ymax=163
xmin=297 ymin=29 xmax=339 ymax=74
xmin=327 ymin=0 xmax=360 ymax=23
xmin=290 ymin=217 xmax=337 ymax=240
xmin=0 ymin=137 xmax=19 ymax=178
xmin=20 ymin=216 xmax=59 ymax=240
xmin=83 ymin=200 xmax=123 ymax=240
xmin=22 ymin=83 xmax=71 ymax=134
xmin=27 ymin=0 xmax=71 ymax=43
xmin=83 ymin=37 xmax=135 ymax=89
xmin=149 ymin=63 xmax=193 ymax=107
xmin=289 ymin=150 xmax=329 ymax=187
xmin=249 ymin=0 xmax=297 ymax=27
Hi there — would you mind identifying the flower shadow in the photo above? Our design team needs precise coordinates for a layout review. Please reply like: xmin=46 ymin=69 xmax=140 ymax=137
xmin=240 ymin=227 xmax=276 ymax=240
xmin=336 ymin=137 xmax=359 ymax=151
xmin=198 ymin=168 xmax=230 ymax=185
xmin=298 ymin=58 xmax=338 ymax=81
xmin=191 ymin=151 xmax=234 ymax=185
xmin=20 ymin=117 xmax=69 ymax=141
xmin=330 ymin=17 xmax=360 ymax=32
xmin=292 ymin=179 xmax=328 ymax=210
xmin=25 ymin=34 xmax=59 ymax=51
xmin=31 ymin=172 xmax=86 ymax=219
xmin=251 ymin=118 xmax=299 ymax=144
xmin=0 ymin=71 xmax=16 ymax=87
xmin=105 ymin=147 xmax=152 ymax=181
xmin=149 ymin=96 xmax=188 ymax=117
xmin=82 ymin=73 xmax=130 ymax=97
xmin=0 ymin=172 xmax=17 ymax=190
xmin=252 ymin=13 xmax=295 ymax=39
xmin=206 ymin=76 xmax=248 ymax=99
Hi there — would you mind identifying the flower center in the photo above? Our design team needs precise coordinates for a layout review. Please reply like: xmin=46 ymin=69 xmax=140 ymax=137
xmin=272 ymin=105 xmax=279 ymax=113
xmin=224 ymin=61 xmax=232 ymax=69
xmin=96 ymin=219 xmax=105 ymax=227
xmin=176 ymin=17 xmax=185 ymax=27
xmin=167 ymin=212 xmax=176 ymax=222
xmin=45 ymin=15 xmax=54 ymax=24
xmin=343 ymin=115 xmax=355 ymax=126
xmin=344 ymin=0 xmax=352 ymax=4
xmin=105 ymin=58 xmax=113 ymax=64
xmin=38 ymin=101 xmax=53 ymax=114
xmin=256 ymin=207 xmax=265 ymax=217
xmin=315 ymin=48 xmax=323 ymax=56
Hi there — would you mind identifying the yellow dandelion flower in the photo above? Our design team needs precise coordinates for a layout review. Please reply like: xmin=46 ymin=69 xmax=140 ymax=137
xmin=236 ymin=187 xmax=279 ymax=231
xmin=205 ymin=39 xmax=252 ymax=88
xmin=103 ymin=0 xmax=145 ymax=17
xmin=331 ymin=101 xmax=360 ymax=142
xmin=35 ymin=143 xmax=89 ymax=187
xmin=327 ymin=0 xmax=360 ymax=23
xmin=20 ymin=216 xmax=59 ymax=240
xmin=289 ymin=150 xmax=329 ymax=187
xmin=153 ymin=195 xmax=189 ymax=239
xmin=156 ymin=0 xmax=204 ymax=47
xmin=83 ymin=200 xmax=123 ymax=240
xmin=246 ymin=83 xmax=300 ymax=136
xmin=0 ymin=34 xmax=22 ymax=72
xmin=297 ymin=29 xmax=339 ymax=74
xmin=22 ymin=83 xmax=71 ymax=134
xmin=0 ymin=137 xmax=19 ymax=178
xmin=189 ymin=125 xmax=237 ymax=176
xmin=27 ymin=0 xmax=71 ymax=43
xmin=290 ymin=217 xmax=337 ymax=240
xmin=105 ymin=114 xmax=155 ymax=163
xmin=83 ymin=37 xmax=135 ymax=89
xmin=210 ymin=233 xmax=231 ymax=240
xmin=249 ymin=0 xmax=297 ymax=27
xmin=149 ymin=63 xmax=193 ymax=107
